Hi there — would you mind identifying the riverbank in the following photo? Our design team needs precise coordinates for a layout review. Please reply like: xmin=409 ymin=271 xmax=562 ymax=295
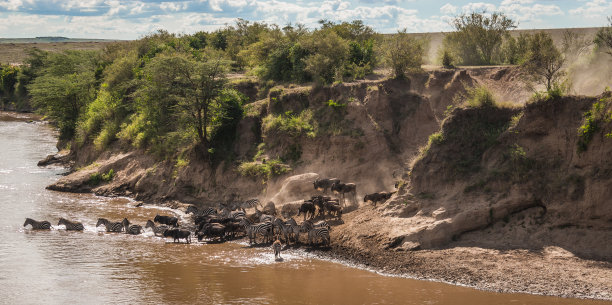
xmin=318 ymin=206 xmax=612 ymax=300
xmin=30 ymin=69 xmax=612 ymax=301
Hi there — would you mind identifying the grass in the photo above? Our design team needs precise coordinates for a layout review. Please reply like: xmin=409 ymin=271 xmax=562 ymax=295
xmin=262 ymin=110 xmax=316 ymax=138
xmin=88 ymin=169 xmax=115 ymax=186
xmin=460 ymin=85 xmax=496 ymax=108
xmin=577 ymin=96 xmax=611 ymax=153
xmin=237 ymin=159 xmax=291 ymax=181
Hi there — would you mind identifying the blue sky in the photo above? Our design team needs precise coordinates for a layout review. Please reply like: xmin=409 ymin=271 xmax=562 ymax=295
xmin=1 ymin=0 xmax=611 ymax=39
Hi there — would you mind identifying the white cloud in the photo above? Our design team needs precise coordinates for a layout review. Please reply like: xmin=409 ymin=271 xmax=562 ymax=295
xmin=440 ymin=3 xmax=457 ymax=15
xmin=569 ymin=0 xmax=612 ymax=20
xmin=462 ymin=2 xmax=497 ymax=13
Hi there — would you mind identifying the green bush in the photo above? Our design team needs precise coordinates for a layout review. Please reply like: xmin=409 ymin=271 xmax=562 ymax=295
xmin=262 ymin=110 xmax=316 ymax=138
xmin=442 ymin=12 xmax=516 ymax=65
xmin=460 ymin=85 xmax=496 ymax=108
xmin=89 ymin=169 xmax=115 ymax=186
xmin=577 ymin=98 xmax=610 ymax=152
xmin=237 ymin=159 xmax=291 ymax=180
xmin=384 ymin=29 xmax=426 ymax=79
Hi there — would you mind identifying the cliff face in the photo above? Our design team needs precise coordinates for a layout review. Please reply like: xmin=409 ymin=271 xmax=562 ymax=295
xmin=46 ymin=67 xmax=612 ymax=260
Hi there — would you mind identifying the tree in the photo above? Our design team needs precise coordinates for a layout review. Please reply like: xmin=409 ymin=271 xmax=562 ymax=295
xmin=301 ymin=29 xmax=349 ymax=84
xmin=444 ymin=11 xmax=517 ymax=65
xmin=139 ymin=51 xmax=231 ymax=154
xmin=521 ymin=32 xmax=565 ymax=91
xmin=28 ymin=50 xmax=99 ymax=140
xmin=595 ymin=17 xmax=612 ymax=56
xmin=384 ymin=29 xmax=425 ymax=79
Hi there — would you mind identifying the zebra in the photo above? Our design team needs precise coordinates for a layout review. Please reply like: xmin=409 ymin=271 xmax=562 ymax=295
xmin=241 ymin=198 xmax=261 ymax=212
xmin=186 ymin=205 xmax=217 ymax=217
xmin=307 ymin=227 xmax=331 ymax=246
xmin=300 ymin=219 xmax=331 ymax=232
xmin=221 ymin=209 xmax=246 ymax=221
xmin=23 ymin=218 xmax=51 ymax=230
xmin=240 ymin=218 xmax=273 ymax=245
xmin=126 ymin=224 xmax=143 ymax=235
xmin=273 ymin=218 xmax=292 ymax=243
xmin=121 ymin=218 xmax=131 ymax=232
xmin=96 ymin=218 xmax=124 ymax=232
xmin=57 ymin=218 xmax=84 ymax=231
xmin=145 ymin=220 xmax=168 ymax=236
xmin=260 ymin=213 xmax=274 ymax=223
xmin=285 ymin=218 xmax=301 ymax=243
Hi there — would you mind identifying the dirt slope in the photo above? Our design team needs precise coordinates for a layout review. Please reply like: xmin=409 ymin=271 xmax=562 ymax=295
xmin=45 ymin=67 xmax=612 ymax=299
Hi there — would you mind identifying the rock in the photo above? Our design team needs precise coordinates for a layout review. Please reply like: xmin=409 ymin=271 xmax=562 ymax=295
xmin=37 ymin=154 xmax=67 ymax=166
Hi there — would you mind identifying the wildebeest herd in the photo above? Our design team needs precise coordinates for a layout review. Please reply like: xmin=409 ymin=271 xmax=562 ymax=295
xmin=23 ymin=177 xmax=396 ymax=250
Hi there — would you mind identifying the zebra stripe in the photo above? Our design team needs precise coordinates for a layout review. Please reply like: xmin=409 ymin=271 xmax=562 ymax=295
xmin=307 ymin=227 xmax=330 ymax=246
xmin=186 ymin=206 xmax=218 ymax=217
xmin=96 ymin=218 xmax=124 ymax=232
xmin=243 ymin=198 xmax=261 ymax=208
xmin=240 ymin=218 xmax=273 ymax=245
xmin=126 ymin=224 xmax=143 ymax=235
xmin=23 ymin=218 xmax=51 ymax=230
xmin=273 ymin=218 xmax=292 ymax=243
xmin=285 ymin=218 xmax=301 ymax=243
xmin=259 ymin=214 xmax=274 ymax=223
xmin=145 ymin=220 xmax=168 ymax=236
xmin=57 ymin=218 xmax=84 ymax=231
xmin=222 ymin=210 xmax=246 ymax=220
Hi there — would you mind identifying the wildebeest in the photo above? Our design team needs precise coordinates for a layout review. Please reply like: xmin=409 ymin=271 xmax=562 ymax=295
xmin=363 ymin=191 xmax=396 ymax=207
xmin=154 ymin=214 xmax=179 ymax=227
xmin=297 ymin=201 xmax=316 ymax=220
xmin=331 ymin=182 xmax=357 ymax=204
xmin=313 ymin=178 xmax=340 ymax=193
xmin=198 ymin=223 xmax=226 ymax=242
xmin=163 ymin=228 xmax=191 ymax=243
xmin=325 ymin=203 xmax=342 ymax=219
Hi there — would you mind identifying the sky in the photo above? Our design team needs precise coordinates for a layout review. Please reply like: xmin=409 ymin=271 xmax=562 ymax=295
xmin=0 ymin=0 xmax=611 ymax=40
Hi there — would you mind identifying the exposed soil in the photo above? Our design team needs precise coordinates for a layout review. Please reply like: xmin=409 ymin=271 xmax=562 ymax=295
xmin=40 ymin=66 xmax=612 ymax=301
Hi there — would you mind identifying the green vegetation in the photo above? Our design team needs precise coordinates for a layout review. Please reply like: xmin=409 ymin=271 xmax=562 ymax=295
xmin=384 ymin=29 xmax=426 ymax=79
xmin=460 ymin=85 xmax=497 ymax=108
xmin=89 ymin=169 xmax=115 ymax=186
xmin=11 ymin=19 xmax=430 ymax=164
xmin=521 ymin=32 xmax=566 ymax=92
xmin=0 ymin=64 xmax=19 ymax=109
xmin=443 ymin=12 xmax=516 ymax=65
xmin=262 ymin=110 xmax=316 ymax=138
xmin=577 ymin=96 xmax=612 ymax=152
xmin=237 ymin=159 xmax=291 ymax=180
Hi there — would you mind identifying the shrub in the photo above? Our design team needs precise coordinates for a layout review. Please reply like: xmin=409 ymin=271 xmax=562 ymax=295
xmin=384 ymin=29 xmax=426 ymax=79
xmin=459 ymin=85 xmax=496 ymax=108
xmin=262 ymin=110 xmax=316 ymax=138
xmin=441 ymin=50 xmax=454 ymax=68
xmin=521 ymin=32 xmax=565 ymax=92
xmin=577 ymin=98 xmax=611 ymax=152
xmin=595 ymin=16 xmax=612 ymax=56
xmin=89 ymin=169 xmax=115 ymax=186
xmin=237 ymin=159 xmax=291 ymax=180
xmin=443 ymin=12 xmax=516 ymax=65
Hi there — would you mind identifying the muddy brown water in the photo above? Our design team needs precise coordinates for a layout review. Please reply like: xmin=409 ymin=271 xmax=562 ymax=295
xmin=0 ymin=112 xmax=609 ymax=305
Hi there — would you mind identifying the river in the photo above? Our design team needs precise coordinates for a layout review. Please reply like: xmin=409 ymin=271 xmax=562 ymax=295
xmin=0 ymin=111 xmax=609 ymax=305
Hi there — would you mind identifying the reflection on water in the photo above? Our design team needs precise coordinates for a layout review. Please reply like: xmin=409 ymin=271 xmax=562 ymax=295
xmin=1 ymin=112 xmax=609 ymax=305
